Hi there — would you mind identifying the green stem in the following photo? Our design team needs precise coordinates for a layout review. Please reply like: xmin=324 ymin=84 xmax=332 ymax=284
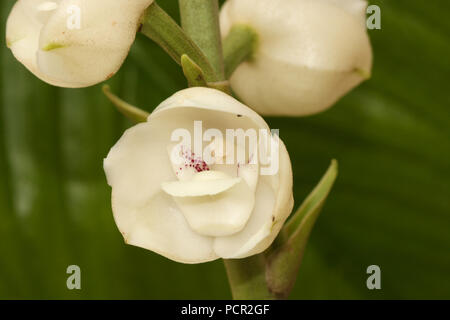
xmin=266 ymin=160 xmax=338 ymax=298
xmin=102 ymin=85 xmax=149 ymax=123
xmin=223 ymin=256 xmax=277 ymax=300
xmin=140 ymin=2 xmax=217 ymax=82
xmin=208 ymin=81 xmax=231 ymax=95
xmin=179 ymin=0 xmax=225 ymax=81
xmin=223 ymin=24 xmax=258 ymax=78
xmin=181 ymin=55 xmax=231 ymax=94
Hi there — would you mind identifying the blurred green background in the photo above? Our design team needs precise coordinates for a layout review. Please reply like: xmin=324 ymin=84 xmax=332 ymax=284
xmin=0 ymin=0 xmax=449 ymax=299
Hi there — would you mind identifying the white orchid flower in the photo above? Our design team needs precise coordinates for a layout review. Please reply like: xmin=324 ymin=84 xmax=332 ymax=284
xmin=104 ymin=87 xmax=294 ymax=263
xmin=220 ymin=0 xmax=373 ymax=116
xmin=6 ymin=0 xmax=153 ymax=88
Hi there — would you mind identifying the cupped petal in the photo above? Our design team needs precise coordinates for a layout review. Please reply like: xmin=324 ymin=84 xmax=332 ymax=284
xmin=116 ymin=191 xmax=217 ymax=264
xmin=214 ymin=139 xmax=294 ymax=258
xmin=37 ymin=0 xmax=153 ymax=87
xmin=6 ymin=0 xmax=64 ymax=85
xmin=236 ymin=139 xmax=294 ymax=257
xmin=162 ymin=171 xmax=242 ymax=197
xmin=227 ymin=54 xmax=366 ymax=116
xmin=168 ymin=175 xmax=255 ymax=237
xmin=323 ymin=0 xmax=368 ymax=22
xmin=213 ymin=178 xmax=275 ymax=258
xmin=152 ymin=87 xmax=269 ymax=131
xmin=220 ymin=0 xmax=373 ymax=116
xmin=104 ymin=119 xmax=217 ymax=263
xmin=104 ymin=121 xmax=174 ymax=207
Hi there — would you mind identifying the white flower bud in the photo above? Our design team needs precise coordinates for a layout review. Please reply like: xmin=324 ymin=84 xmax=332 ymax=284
xmin=104 ymin=88 xmax=294 ymax=263
xmin=6 ymin=0 xmax=153 ymax=88
xmin=220 ymin=0 xmax=373 ymax=116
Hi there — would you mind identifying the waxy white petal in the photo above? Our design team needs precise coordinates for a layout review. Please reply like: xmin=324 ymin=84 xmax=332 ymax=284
xmin=6 ymin=0 xmax=59 ymax=85
xmin=161 ymin=171 xmax=241 ymax=197
xmin=6 ymin=0 xmax=153 ymax=87
xmin=220 ymin=0 xmax=372 ymax=116
xmin=122 ymin=192 xmax=218 ymax=264
xmin=171 ymin=176 xmax=255 ymax=237
xmin=105 ymin=119 xmax=217 ymax=264
xmin=214 ymin=139 xmax=293 ymax=258
xmin=213 ymin=179 xmax=275 ymax=258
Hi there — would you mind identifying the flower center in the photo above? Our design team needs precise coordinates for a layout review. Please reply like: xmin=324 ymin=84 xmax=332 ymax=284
xmin=179 ymin=146 xmax=210 ymax=174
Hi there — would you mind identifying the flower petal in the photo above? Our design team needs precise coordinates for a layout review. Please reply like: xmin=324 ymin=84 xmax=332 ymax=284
xmin=104 ymin=120 xmax=216 ymax=264
xmin=323 ymin=0 xmax=368 ymax=22
xmin=116 ymin=191 xmax=217 ymax=264
xmin=152 ymin=87 xmax=269 ymax=131
xmin=213 ymin=177 xmax=275 ymax=258
xmin=214 ymin=139 xmax=293 ymax=258
xmin=220 ymin=0 xmax=372 ymax=116
xmin=161 ymin=171 xmax=241 ymax=197
xmin=6 ymin=0 xmax=63 ymax=85
xmin=170 ymin=176 xmax=255 ymax=237
xmin=36 ymin=0 xmax=153 ymax=87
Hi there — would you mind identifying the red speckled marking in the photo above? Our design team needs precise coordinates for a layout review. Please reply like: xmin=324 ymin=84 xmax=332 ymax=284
xmin=175 ymin=146 xmax=210 ymax=176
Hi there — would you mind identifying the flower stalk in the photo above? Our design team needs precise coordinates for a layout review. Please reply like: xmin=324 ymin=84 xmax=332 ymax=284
xmin=140 ymin=2 xmax=217 ymax=82
xmin=102 ymin=85 xmax=149 ymax=123
xmin=223 ymin=25 xmax=259 ymax=78
xmin=179 ymin=0 xmax=225 ymax=81
xmin=224 ymin=256 xmax=277 ymax=300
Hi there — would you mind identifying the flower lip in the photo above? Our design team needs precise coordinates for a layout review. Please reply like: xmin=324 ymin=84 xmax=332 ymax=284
xmin=161 ymin=171 xmax=242 ymax=197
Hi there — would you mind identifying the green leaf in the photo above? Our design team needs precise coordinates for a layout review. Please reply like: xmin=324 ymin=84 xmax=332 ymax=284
xmin=140 ymin=2 xmax=218 ymax=82
xmin=283 ymin=160 xmax=338 ymax=238
xmin=1 ymin=0 xmax=449 ymax=299
xmin=265 ymin=160 xmax=338 ymax=298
